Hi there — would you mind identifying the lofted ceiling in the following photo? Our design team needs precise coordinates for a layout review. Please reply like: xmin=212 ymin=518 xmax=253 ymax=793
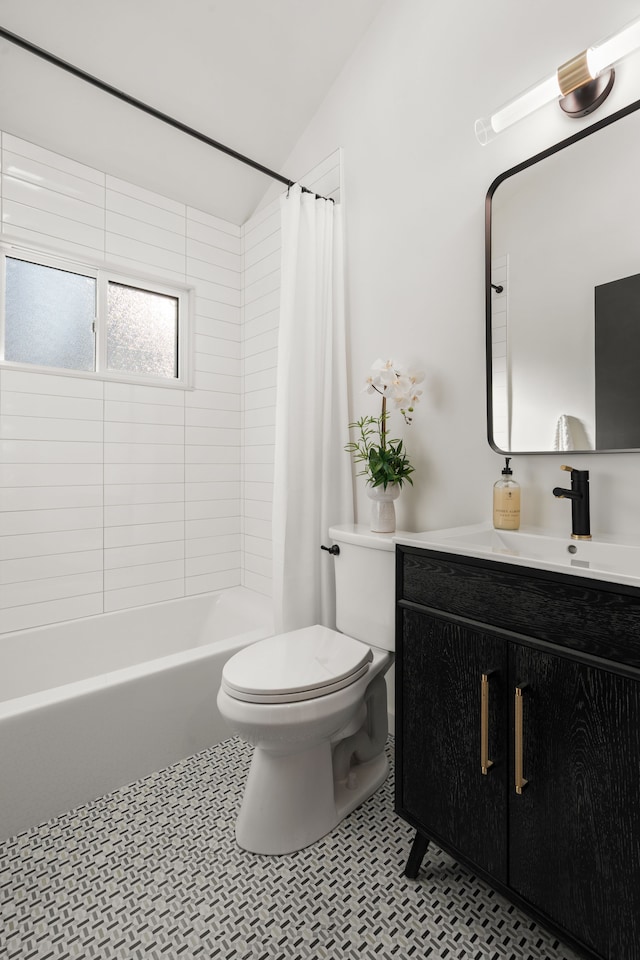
xmin=0 ymin=0 xmax=385 ymax=223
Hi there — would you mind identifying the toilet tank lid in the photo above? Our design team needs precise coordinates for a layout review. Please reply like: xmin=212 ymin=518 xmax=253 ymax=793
xmin=329 ymin=523 xmax=410 ymax=551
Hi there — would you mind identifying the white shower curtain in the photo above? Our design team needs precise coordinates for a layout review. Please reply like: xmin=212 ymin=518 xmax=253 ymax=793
xmin=272 ymin=184 xmax=353 ymax=634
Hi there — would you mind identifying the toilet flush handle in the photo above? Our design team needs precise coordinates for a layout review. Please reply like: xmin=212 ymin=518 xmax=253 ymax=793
xmin=320 ymin=543 xmax=340 ymax=556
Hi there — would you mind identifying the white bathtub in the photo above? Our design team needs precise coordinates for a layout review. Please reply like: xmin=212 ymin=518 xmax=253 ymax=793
xmin=0 ymin=587 xmax=273 ymax=842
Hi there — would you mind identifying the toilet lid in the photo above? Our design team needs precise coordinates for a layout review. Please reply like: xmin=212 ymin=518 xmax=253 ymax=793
xmin=221 ymin=624 xmax=373 ymax=703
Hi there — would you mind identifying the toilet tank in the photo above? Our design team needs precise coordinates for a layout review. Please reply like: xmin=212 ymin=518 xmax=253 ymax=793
xmin=328 ymin=524 xmax=397 ymax=651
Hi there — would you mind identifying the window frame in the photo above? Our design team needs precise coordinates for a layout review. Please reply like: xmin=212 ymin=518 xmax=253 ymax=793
xmin=0 ymin=244 xmax=194 ymax=389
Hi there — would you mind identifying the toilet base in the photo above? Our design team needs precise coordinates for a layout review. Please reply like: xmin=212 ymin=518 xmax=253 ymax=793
xmin=234 ymin=740 xmax=389 ymax=855
xmin=334 ymin=750 xmax=388 ymax=822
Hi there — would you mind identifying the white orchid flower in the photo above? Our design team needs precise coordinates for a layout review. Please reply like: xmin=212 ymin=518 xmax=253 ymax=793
xmin=391 ymin=374 xmax=411 ymax=396
xmin=378 ymin=370 xmax=398 ymax=391
xmin=371 ymin=358 xmax=394 ymax=371
xmin=362 ymin=358 xmax=423 ymax=410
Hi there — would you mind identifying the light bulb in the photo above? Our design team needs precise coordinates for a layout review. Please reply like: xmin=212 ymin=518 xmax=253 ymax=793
xmin=587 ymin=15 xmax=640 ymax=75
xmin=475 ymin=74 xmax=561 ymax=143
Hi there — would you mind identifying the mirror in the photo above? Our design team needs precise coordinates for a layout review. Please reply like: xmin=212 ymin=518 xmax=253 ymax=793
xmin=486 ymin=97 xmax=640 ymax=453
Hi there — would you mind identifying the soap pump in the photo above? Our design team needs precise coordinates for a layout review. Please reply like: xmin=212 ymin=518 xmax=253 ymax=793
xmin=493 ymin=457 xmax=521 ymax=530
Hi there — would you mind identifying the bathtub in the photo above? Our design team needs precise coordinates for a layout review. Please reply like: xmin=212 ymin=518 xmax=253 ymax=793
xmin=0 ymin=587 xmax=273 ymax=842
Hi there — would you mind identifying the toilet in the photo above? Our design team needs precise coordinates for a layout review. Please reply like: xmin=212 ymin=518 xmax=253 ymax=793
xmin=217 ymin=523 xmax=396 ymax=855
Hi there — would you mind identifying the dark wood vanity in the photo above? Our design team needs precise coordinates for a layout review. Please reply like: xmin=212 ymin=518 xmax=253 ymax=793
xmin=395 ymin=544 xmax=640 ymax=960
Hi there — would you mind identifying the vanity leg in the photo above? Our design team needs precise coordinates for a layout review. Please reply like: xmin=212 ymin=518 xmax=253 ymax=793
xmin=404 ymin=831 xmax=429 ymax=879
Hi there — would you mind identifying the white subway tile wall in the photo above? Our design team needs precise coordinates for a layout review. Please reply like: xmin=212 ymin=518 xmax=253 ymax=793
xmin=0 ymin=134 xmax=341 ymax=632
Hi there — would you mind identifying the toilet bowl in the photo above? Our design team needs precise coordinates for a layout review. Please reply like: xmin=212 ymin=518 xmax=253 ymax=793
xmin=217 ymin=524 xmax=397 ymax=855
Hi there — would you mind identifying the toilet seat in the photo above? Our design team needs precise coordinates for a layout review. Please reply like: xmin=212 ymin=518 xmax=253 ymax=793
xmin=221 ymin=624 xmax=373 ymax=704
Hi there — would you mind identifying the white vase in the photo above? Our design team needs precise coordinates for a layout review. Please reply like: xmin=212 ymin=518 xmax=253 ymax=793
xmin=366 ymin=484 xmax=401 ymax=533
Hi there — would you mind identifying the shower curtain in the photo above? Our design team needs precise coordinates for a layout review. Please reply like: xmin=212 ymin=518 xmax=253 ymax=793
xmin=272 ymin=184 xmax=353 ymax=633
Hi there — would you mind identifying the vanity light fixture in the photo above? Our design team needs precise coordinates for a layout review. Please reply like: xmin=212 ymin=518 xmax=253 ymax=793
xmin=475 ymin=13 xmax=640 ymax=144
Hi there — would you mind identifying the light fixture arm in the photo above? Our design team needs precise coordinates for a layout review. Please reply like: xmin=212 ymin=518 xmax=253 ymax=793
xmin=558 ymin=50 xmax=594 ymax=96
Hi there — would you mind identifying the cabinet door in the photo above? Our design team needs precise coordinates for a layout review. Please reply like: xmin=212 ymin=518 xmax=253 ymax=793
xmin=509 ymin=644 xmax=640 ymax=960
xmin=400 ymin=608 xmax=508 ymax=880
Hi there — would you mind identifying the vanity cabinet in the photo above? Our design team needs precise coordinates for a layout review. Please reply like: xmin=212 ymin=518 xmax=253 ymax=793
xmin=396 ymin=546 xmax=640 ymax=960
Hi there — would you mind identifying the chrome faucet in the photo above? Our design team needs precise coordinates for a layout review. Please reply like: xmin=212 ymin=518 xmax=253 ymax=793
xmin=552 ymin=465 xmax=591 ymax=540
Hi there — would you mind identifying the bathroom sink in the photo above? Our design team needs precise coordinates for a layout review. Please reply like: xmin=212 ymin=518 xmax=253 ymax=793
xmin=395 ymin=523 xmax=640 ymax=588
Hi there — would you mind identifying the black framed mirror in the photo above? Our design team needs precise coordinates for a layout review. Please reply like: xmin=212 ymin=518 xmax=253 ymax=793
xmin=486 ymin=96 xmax=640 ymax=454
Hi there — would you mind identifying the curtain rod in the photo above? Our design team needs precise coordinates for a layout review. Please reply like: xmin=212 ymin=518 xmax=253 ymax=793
xmin=0 ymin=26 xmax=331 ymax=201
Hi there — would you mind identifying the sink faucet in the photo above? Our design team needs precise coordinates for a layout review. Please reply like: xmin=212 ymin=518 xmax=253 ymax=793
xmin=552 ymin=465 xmax=592 ymax=540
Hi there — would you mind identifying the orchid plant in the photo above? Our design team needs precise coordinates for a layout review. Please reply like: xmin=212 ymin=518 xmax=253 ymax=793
xmin=345 ymin=358 xmax=423 ymax=490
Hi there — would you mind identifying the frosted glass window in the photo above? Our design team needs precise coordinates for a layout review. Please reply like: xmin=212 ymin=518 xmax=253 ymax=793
xmin=107 ymin=282 xmax=178 ymax=379
xmin=2 ymin=247 xmax=190 ymax=386
xmin=5 ymin=257 xmax=96 ymax=371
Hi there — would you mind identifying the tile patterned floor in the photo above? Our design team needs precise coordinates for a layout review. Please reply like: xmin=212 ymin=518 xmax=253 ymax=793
xmin=0 ymin=738 xmax=582 ymax=960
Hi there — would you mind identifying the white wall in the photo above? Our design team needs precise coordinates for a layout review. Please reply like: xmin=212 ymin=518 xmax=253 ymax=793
xmin=277 ymin=0 xmax=640 ymax=541
xmin=0 ymin=133 xmax=243 ymax=632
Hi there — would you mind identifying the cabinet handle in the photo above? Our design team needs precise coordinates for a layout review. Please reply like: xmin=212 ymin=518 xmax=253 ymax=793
xmin=514 ymin=684 xmax=529 ymax=794
xmin=481 ymin=673 xmax=494 ymax=775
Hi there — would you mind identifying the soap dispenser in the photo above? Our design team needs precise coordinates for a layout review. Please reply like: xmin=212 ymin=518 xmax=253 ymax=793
xmin=493 ymin=457 xmax=521 ymax=530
